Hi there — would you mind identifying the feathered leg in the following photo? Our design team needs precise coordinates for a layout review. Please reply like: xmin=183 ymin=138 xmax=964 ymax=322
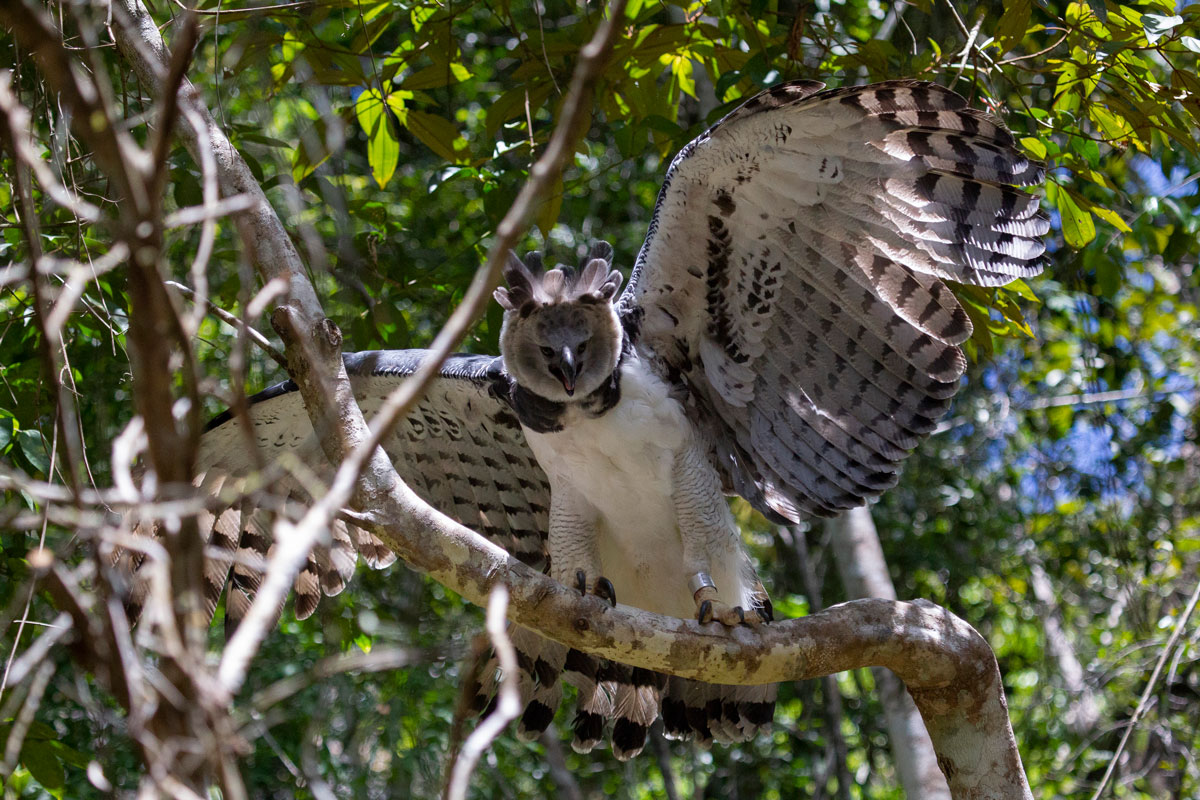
xmin=671 ymin=439 xmax=765 ymax=628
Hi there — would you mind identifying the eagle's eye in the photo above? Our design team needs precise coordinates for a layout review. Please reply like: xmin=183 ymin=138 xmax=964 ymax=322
xmin=577 ymin=341 xmax=588 ymax=355
xmin=540 ymin=346 xmax=555 ymax=358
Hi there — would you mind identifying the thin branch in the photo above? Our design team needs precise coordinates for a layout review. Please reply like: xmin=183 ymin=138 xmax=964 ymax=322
xmin=0 ymin=74 xmax=102 ymax=221
xmin=444 ymin=585 xmax=521 ymax=800
xmin=165 ymin=279 xmax=289 ymax=368
xmin=1088 ymin=578 xmax=1200 ymax=800
xmin=790 ymin=526 xmax=853 ymax=800
xmin=163 ymin=191 xmax=258 ymax=227
xmin=250 ymin=646 xmax=442 ymax=712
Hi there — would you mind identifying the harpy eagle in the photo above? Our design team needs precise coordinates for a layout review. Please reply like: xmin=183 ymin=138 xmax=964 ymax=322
xmin=141 ymin=80 xmax=1046 ymax=759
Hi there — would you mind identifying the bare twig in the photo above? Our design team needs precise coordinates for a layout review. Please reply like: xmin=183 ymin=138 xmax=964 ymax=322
xmin=1088 ymin=578 xmax=1200 ymax=800
xmin=0 ymin=612 xmax=72 ymax=691
xmin=250 ymin=646 xmax=441 ymax=712
xmin=789 ymin=526 xmax=853 ymax=800
xmin=165 ymin=279 xmax=289 ymax=368
xmin=648 ymin=723 xmax=681 ymax=800
xmin=543 ymin=724 xmax=587 ymax=800
xmin=0 ymin=661 xmax=55 ymax=776
xmin=0 ymin=73 xmax=102 ymax=221
xmin=163 ymin=192 xmax=258 ymax=227
xmin=444 ymin=585 xmax=521 ymax=800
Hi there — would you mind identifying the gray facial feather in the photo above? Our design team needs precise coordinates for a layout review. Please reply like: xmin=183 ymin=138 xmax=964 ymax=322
xmin=498 ymin=245 xmax=624 ymax=403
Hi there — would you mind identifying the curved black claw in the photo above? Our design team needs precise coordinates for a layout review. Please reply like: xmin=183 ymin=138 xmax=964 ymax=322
xmin=697 ymin=599 xmax=713 ymax=624
xmin=756 ymin=605 xmax=773 ymax=624
xmin=574 ymin=571 xmax=617 ymax=607
xmin=734 ymin=606 xmax=746 ymax=625
xmin=594 ymin=577 xmax=617 ymax=608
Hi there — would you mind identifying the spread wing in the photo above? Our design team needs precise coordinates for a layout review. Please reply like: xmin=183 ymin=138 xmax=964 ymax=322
xmin=619 ymin=80 xmax=1047 ymax=521
xmin=134 ymin=351 xmax=550 ymax=628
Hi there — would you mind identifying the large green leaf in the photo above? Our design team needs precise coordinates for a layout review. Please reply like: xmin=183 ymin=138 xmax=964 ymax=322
xmin=356 ymin=88 xmax=399 ymax=187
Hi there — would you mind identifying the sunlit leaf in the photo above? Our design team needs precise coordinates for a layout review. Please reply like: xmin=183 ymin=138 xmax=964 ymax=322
xmin=403 ymin=110 xmax=467 ymax=163
xmin=411 ymin=5 xmax=436 ymax=31
xmin=356 ymin=88 xmax=398 ymax=186
xmin=1020 ymin=136 xmax=1047 ymax=160
xmin=1142 ymin=13 xmax=1182 ymax=44
xmin=402 ymin=62 xmax=473 ymax=90
xmin=1049 ymin=182 xmax=1097 ymax=249
xmin=993 ymin=0 xmax=1031 ymax=54
xmin=1091 ymin=206 xmax=1132 ymax=234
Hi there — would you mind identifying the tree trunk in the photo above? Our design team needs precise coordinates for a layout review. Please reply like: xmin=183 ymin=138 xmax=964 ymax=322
xmin=828 ymin=506 xmax=953 ymax=800
xmin=1027 ymin=556 xmax=1100 ymax=732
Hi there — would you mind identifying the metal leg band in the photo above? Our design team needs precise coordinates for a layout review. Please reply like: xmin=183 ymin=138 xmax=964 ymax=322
xmin=688 ymin=571 xmax=716 ymax=596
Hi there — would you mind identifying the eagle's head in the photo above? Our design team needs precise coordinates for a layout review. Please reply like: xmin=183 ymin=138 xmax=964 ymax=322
xmin=495 ymin=242 xmax=624 ymax=403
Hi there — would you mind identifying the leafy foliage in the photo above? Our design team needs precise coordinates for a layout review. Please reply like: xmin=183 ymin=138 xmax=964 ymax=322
xmin=2 ymin=0 xmax=1199 ymax=798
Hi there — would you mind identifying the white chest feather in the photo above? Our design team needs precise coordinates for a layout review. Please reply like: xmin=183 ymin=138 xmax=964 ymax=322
xmin=523 ymin=360 xmax=747 ymax=618
xmin=525 ymin=359 xmax=689 ymax=524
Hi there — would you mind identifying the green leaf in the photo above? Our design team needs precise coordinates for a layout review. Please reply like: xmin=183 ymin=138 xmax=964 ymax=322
xmin=1089 ymin=105 xmax=1134 ymax=141
xmin=367 ymin=118 xmax=399 ymax=188
xmin=355 ymin=87 xmax=385 ymax=139
xmin=356 ymin=88 xmax=398 ymax=187
xmin=1020 ymin=136 xmax=1047 ymax=160
xmin=385 ymin=90 xmax=413 ymax=118
xmin=535 ymin=177 xmax=563 ymax=240
xmin=401 ymin=63 xmax=472 ymax=90
xmin=1052 ymin=183 xmax=1097 ymax=249
xmin=993 ymin=0 xmax=1031 ymax=55
xmin=0 ymin=412 xmax=15 ymax=453
xmin=411 ymin=5 xmax=436 ymax=31
xmin=16 ymin=429 xmax=49 ymax=476
xmin=403 ymin=110 xmax=466 ymax=163
xmin=172 ymin=168 xmax=202 ymax=208
xmin=1091 ymin=206 xmax=1132 ymax=234
xmin=291 ymin=117 xmax=334 ymax=185
xmin=21 ymin=741 xmax=64 ymax=795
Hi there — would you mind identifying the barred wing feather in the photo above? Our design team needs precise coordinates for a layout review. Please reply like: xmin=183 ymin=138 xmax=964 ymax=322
xmin=154 ymin=351 xmax=552 ymax=630
xmin=621 ymin=79 xmax=1047 ymax=521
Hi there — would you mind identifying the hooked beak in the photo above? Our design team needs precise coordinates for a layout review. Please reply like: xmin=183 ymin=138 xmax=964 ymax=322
xmin=557 ymin=346 xmax=577 ymax=396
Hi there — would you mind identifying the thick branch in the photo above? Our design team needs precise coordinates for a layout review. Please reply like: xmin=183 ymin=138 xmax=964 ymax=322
xmin=362 ymin=484 xmax=1029 ymax=799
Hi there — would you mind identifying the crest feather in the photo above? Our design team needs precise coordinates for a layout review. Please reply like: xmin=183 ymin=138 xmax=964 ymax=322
xmin=497 ymin=243 xmax=622 ymax=312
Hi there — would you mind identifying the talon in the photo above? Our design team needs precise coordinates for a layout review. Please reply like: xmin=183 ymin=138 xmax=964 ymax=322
xmin=735 ymin=606 xmax=745 ymax=625
xmin=575 ymin=570 xmax=587 ymax=595
xmin=594 ymin=577 xmax=617 ymax=607
xmin=697 ymin=599 xmax=713 ymax=624
xmin=756 ymin=605 xmax=772 ymax=624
